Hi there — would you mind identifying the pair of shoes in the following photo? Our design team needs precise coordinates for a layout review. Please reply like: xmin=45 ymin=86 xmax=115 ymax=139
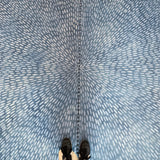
xmin=59 ymin=138 xmax=91 ymax=160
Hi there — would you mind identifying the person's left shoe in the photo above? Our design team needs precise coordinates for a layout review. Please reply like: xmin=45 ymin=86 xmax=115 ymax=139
xmin=59 ymin=138 xmax=78 ymax=160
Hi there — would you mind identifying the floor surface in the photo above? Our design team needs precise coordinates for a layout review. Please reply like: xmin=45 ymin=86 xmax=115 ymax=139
xmin=0 ymin=0 xmax=159 ymax=159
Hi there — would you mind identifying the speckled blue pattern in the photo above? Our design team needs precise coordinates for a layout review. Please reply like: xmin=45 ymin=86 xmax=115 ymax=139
xmin=0 ymin=0 xmax=159 ymax=160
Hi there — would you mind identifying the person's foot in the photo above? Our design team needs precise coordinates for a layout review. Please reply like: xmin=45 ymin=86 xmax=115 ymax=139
xmin=59 ymin=138 xmax=78 ymax=160
xmin=60 ymin=138 xmax=72 ymax=160
xmin=79 ymin=140 xmax=91 ymax=160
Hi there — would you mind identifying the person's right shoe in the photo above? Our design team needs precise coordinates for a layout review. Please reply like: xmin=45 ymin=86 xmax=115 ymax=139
xmin=79 ymin=140 xmax=91 ymax=160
